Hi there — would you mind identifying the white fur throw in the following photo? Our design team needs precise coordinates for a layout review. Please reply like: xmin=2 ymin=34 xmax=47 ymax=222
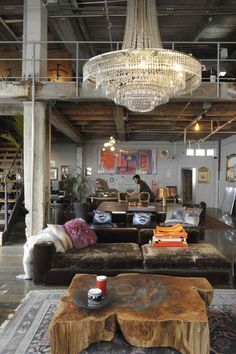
xmin=23 ymin=227 xmax=66 ymax=280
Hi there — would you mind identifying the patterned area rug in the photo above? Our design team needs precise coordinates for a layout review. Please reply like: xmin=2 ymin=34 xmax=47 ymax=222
xmin=0 ymin=289 xmax=236 ymax=354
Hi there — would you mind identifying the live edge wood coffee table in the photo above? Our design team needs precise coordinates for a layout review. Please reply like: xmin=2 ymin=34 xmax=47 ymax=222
xmin=50 ymin=273 xmax=213 ymax=354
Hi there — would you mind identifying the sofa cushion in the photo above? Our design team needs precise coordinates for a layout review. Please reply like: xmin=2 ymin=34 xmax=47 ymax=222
xmin=52 ymin=242 xmax=143 ymax=270
xmin=93 ymin=210 xmax=113 ymax=226
xmin=132 ymin=212 xmax=151 ymax=226
xmin=142 ymin=243 xmax=232 ymax=270
xmin=64 ymin=218 xmax=97 ymax=249
xmin=183 ymin=208 xmax=202 ymax=226
xmin=165 ymin=207 xmax=186 ymax=224
xmin=92 ymin=227 xmax=139 ymax=244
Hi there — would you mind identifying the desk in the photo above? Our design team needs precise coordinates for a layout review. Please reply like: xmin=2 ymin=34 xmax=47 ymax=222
xmin=88 ymin=196 xmax=118 ymax=203
xmin=50 ymin=273 xmax=213 ymax=354
xmin=97 ymin=201 xmax=170 ymax=214
xmin=87 ymin=196 xmax=118 ymax=210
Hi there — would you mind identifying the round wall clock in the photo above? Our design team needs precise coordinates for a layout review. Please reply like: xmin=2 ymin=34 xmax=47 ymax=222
xmin=160 ymin=149 xmax=169 ymax=159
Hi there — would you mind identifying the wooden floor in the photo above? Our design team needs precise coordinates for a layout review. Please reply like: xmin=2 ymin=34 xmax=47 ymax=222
xmin=0 ymin=209 xmax=235 ymax=327
xmin=0 ymin=228 xmax=66 ymax=326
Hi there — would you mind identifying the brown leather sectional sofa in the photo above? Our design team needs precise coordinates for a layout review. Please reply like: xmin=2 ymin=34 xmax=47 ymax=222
xmin=32 ymin=227 xmax=233 ymax=288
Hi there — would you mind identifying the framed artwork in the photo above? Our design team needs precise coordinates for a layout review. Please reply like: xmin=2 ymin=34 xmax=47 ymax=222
xmin=50 ymin=167 xmax=58 ymax=180
xmin=61 ymin=165 xmax=69 ymax=179
xmin=198 ymin=167 xmax=210 ymax=184
xmin=98 ymin=149 xmax=156 ymax=174
xmin=226 ymin=154 xmax=236 ymax=182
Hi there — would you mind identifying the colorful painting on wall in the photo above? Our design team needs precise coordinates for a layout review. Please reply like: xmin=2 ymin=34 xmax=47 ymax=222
xmin=98 ymin=149 xmax=156 ymax=174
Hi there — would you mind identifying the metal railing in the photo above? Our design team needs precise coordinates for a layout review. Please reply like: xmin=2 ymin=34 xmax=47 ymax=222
xmin=3 ymin=147 xmax=23 ymax=231
xmin=0 ymin=40 xmax=236 ymax=98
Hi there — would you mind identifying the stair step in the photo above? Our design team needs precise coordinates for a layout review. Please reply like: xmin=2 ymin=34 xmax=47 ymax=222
xmin=0 ymin=147 xmax=17 ymax=155
xmin=0 ymin=220 xmax=5 ymax=225
xmin=0 ymin=170 xmax=20 ymax=173
xmin=0 ymin=165 xmax=21 ymax=169
xmin=0 ymin=189 xmax=17 ymax=192
xmin=0 ymin=198 xmax=16 ymax=202
xmin=0 ymin=145 xmax=18 ymax=151
xmin=0 ymin=151 xmax=16 ymax=158
xmin=0 ymin=210 xmax=13 ymax=215
xmin=0 ymin=158 xmax=21 ymax=162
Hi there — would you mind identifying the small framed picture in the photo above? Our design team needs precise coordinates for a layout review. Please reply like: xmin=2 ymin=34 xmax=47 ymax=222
xmin=198 ymin=167 xmax=209 ymax=184
xmin=61 ymin=165 xmax=69 ymax=179
xmin=50 ymin=167 xmax=58 ymax=180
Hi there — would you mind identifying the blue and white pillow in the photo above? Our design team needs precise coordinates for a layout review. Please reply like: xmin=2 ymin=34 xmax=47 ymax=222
xmin=93 ymin=211 xmax=113 ymax=226
xmin=165 ymin=207 xmax=186 ymax=225
xmin=132 ymin=212 xmax=151 ymax=226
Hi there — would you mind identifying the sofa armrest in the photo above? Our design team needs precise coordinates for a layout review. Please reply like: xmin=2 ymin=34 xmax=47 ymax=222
xmin=33 ymin=241 xmax=56 ymax=284
xmin=138 ymin=229 xmax=154 ymax=245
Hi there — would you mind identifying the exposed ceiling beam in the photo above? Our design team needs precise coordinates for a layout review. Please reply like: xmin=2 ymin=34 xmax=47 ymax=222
xmin=0 ymin=17 xmax=19 ymax=41
xmin=0 ymin=104 xmax=23 ymax=115
xmin=113 ymin=105 xmax=126 ymax=141
xmin=70 ymin=0 xmax=97 ymax=57
xmin=51 ymin=107 xmax=84 ymax=144
xmin=192 ymin=0 xmax=223 ymax=41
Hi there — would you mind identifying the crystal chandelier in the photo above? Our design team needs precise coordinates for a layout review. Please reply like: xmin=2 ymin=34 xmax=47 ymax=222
xmin=102 ymin=136 xmax=116 ymax=151
xmin=83 ymin=0 xmax=202 ymax=113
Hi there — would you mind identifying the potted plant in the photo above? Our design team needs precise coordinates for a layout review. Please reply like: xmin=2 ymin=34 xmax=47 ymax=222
xmin=63 ymin=167 xmax=90 ymax=221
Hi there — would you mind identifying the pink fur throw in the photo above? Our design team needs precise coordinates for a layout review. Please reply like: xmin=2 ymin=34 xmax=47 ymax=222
xmin=64 ymin=218 xmax=97 ymax=249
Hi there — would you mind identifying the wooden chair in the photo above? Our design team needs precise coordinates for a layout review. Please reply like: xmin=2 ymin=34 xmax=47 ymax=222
xmin=118 ymin=192 xmax=128 ymax=202
xmin=139 ymin=192 xmax=150 ymax=203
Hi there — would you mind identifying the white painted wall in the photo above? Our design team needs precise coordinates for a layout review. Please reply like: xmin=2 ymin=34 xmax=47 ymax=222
xmin=51 ymin=143 xmax=77 ymax=189
xmin=83 ymin=140 xmax=218 ymax=208
xmin=220 ymin=135 xmax=236 ymax=208
xmin=51 ymin=137 xmax=236 ymax=209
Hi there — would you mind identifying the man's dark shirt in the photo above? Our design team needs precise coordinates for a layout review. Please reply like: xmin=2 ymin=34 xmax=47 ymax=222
xmin=139 ymin=180 xmax=155 ymax=201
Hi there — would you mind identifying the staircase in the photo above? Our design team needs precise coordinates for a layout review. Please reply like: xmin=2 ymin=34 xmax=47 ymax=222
xmin=0 ymin=144 xmax=24 ymax=245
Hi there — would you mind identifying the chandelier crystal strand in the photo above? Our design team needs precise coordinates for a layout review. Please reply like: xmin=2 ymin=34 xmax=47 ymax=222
xmin=83 ymin=0 xmax=202 ymax=113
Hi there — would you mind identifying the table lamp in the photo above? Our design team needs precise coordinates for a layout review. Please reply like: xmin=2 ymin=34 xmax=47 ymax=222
xmin=157 ymin=188 xmax=169 ymax=207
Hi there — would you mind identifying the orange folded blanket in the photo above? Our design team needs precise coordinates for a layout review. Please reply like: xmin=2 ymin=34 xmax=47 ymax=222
xmin=155 ymin=224 xmax=184 ymax=233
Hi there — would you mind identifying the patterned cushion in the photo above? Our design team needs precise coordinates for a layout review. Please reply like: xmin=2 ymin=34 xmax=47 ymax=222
xmin=47 ymin=224 xmax=73 ymax=250
xmin=165 ymin=207 xmax=186 ymax=224
xmin=184 ymin=209 xmax=201 ymax=226
xmin=132 ymin=212 xmax=151 ymax=226
xmin=93 ymin=211 xmax=113 ymax=226
xmin=64 ymin=218 xmax=97 ymax=249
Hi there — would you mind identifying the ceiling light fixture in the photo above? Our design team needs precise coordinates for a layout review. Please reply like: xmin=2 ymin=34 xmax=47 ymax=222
xmin=83 ymin=0 xmax=202 ymax=113
xmin=102 ymin=136 xmax=116 ymax=151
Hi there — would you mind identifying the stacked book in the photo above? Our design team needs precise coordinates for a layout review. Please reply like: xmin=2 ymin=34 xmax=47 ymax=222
xmin=152 ymin=224 xmax=188 ymax=247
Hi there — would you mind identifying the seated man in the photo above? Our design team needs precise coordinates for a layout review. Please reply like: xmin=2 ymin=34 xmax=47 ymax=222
xmin=128 ymin=174 xmax=155 ymax=202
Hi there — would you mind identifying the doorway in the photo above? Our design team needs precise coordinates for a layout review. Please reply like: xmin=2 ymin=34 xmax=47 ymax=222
xmin=181 ymin=168 xmax=193 ymax=204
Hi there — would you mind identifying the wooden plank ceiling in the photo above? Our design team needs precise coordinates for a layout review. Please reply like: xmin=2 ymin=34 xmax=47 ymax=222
xmin=55 ymin=101 xmax=236 ymax=142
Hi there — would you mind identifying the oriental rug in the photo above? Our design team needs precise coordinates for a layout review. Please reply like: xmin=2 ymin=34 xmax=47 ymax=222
xmin=0 ymin=289 xmax=236 ymax=354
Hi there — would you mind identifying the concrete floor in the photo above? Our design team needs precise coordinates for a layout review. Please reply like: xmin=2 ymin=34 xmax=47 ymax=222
xmin=0 ymin=209 xmax=236 ymax=326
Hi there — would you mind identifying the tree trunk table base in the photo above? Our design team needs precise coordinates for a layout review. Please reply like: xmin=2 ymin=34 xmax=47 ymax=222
xmin=49 ymin=273 xmax=213 ymax=354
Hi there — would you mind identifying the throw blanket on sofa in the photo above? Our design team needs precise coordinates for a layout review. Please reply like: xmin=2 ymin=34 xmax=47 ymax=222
xmin=23 ymin=226 xmax=70 ymax=280
xmin=23 ymin=218 xmax=97 ymax=280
